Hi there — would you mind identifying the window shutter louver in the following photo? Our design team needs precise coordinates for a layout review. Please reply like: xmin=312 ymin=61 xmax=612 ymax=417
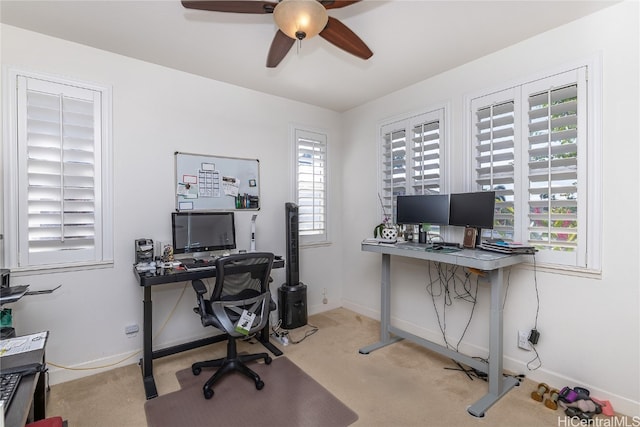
xmin=527 ymin=84 xmax=579 ymax=252
xmin=296 ymin=131 xmax=327 ymax=239
xmin=474 ymin=101 xmax=515 ymax=240
xmin=19 ymin=76 xmax=100 ymax=265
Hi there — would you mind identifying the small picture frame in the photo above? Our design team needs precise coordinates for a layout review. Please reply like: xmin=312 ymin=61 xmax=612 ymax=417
xmin=463 ymin=227 xmax=477 ymax=248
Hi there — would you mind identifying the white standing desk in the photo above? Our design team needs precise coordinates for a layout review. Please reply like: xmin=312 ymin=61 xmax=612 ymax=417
xmin=360 ymin=242 xmax=527 ymax=417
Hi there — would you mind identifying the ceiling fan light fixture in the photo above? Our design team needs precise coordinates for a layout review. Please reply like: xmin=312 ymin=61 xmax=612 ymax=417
xmin=273 ymin=0 xmax=328 ymax=40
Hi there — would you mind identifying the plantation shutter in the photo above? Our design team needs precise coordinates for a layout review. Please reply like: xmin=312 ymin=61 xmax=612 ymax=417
xmin=17 ymin=75 xmax=101 ymax=266
xmin=296 ymin=129 xmax=327 ymax=241
xmin=474 ymin=100 xmax=516 ymax=240
xmin=526 ymin=83 xmax=579 ymax=253
xmin=467 ymin=65 xmax=594 ymax=270
xmin=411 ymin=120 xmax=442 ymax=195
xmin=380 ymin=109 xmax=444 ymax=223
xmin=381 ymin=126 xmax=407 ymax=217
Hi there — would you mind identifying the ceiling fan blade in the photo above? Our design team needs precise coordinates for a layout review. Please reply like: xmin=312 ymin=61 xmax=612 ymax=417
xmin=320 ymin=16 xmax=372 ymax=60
xmin=267 ymin=30 xmax=296 ymax=68
xmin=181 ymin=1 xmax=277 ymax=14
xmin=321 ymin=1 xmax=361 ymax=10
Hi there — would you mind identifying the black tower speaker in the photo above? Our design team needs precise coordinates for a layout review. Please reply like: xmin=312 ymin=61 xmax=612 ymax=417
xmin=278 ymin=202 xmax=307 ymax=329
xmin=285 ymin=202 xmax=299 ymax=286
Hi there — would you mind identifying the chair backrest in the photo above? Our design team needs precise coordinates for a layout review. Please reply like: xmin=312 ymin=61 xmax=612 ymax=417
xmin=211 ymin=252 xmax=274 ymax=301
xmin=207 ymin=252 xmax=274 ymax=336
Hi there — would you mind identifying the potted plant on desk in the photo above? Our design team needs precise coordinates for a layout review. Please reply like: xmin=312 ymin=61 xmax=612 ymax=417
xmin=374 ymin=194 xmax=398 ymax=240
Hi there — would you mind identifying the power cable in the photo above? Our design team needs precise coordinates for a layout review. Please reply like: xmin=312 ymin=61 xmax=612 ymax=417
xmin=48 ymin=280 xmax=192 ymax=370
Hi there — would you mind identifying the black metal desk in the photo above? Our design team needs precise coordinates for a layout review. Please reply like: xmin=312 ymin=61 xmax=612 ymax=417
xmin=133 ymin=259 xmax=284 ymax=400
xmin=361 ymin=243 xmax=527 ymax=417
xmin=2 ymin=337 xmax=47 ymax=427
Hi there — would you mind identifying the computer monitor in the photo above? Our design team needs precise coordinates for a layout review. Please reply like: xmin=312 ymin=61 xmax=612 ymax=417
xmin=171 ymin=211 xmax=236 ymax=256
xmin=1 ymin=269 xmax=9 ymax=288
xmin=448 ymin=191 xmax=496 ymax=230
xmin=396 ymin=194 xmax=450 ymax=225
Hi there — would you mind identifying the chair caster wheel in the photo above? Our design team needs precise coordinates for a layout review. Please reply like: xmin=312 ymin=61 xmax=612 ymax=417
xmin=203 ymin=387 xmax=214 ymax=399
xmin=192 ymin=366 xmax=202 ymax=376
xmin=265 ymin=356 xmax=272 ymax=365
xmin=256 ymin=380 xmax=265 ymax=390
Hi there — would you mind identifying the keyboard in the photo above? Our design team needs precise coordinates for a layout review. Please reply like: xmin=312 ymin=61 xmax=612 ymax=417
xmin=0 ymin=372 xmax=22 ymax=410
xmin=182 ymin=258 xmax=217 ymax=271
xmin=395 ymin=242 xmax=430 ymax=252
xmin=432 ymin=241 xmax=462 ymax=248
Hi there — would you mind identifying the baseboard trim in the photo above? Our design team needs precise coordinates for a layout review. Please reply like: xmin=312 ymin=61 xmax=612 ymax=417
xmin=340 ymin=302 xmax=640 ymax=417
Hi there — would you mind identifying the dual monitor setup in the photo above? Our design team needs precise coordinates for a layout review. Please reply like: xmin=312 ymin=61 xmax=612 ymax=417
xmin=396 ymin=191 xmax=496 ymax=247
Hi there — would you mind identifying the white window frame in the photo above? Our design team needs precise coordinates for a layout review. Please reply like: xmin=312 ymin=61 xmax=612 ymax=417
xmin=291 ymin=125 xmax=329 ymax=246
xmin=465 ymin=57 xmax=602 ymax=273
xmin=2 ymin=68 xmax=113 ymax=272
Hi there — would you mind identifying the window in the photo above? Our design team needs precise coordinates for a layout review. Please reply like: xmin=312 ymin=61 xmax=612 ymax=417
xmin=379 ymin=109 xmax=445 ymax=227
xmin=294 ymin=128 xmax=327 ymax=245
xmin=3 ymin=69 xmax=113 ymax=270
xmin=469 ymin=65 xmax=600 ymax=271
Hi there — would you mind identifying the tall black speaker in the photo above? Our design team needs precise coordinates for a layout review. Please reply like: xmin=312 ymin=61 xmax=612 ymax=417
xmin=285 ymin=202 xmax=299 ymax=286
xmin=278 ymin=202 xmax=307 ymax=329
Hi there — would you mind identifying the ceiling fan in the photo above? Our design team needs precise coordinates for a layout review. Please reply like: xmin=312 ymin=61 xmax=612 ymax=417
xmin=181 ymin=0 xmax=373 ymax=68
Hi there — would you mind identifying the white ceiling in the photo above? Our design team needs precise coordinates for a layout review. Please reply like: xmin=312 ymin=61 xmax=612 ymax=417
xmin=0 ymin=0 xmax=617 ymax=112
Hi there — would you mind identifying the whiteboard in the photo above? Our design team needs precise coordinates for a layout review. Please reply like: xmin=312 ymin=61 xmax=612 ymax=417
xmin=174 ymin=151 xmax=260 ymax=211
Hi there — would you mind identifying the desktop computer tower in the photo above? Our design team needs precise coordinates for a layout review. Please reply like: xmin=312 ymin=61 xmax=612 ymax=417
xmin=278 ymin=202 xmax=307 ymax=329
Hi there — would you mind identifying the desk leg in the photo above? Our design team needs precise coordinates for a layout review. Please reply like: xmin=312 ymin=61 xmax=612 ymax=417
xmin=141 ymin=286 xmax=158 ymax=400
xmin=359 ymin=253 xmax=402 ymax=354
xmin=467 ymin=267 xmax=519 ymax=417
xmin=258 ymin=319 xmax=283 ymax=357
xmin=33 ymin=365 xmax=46 ymax=421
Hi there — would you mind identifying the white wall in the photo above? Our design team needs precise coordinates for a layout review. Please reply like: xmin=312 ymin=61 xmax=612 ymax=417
xmin=0 ymin=24 xmax=344 ymax=381
xmin=1 ymin=0 xmax=638 ymax=418
xmin=341 ymin=1 xmax=639 ymax=416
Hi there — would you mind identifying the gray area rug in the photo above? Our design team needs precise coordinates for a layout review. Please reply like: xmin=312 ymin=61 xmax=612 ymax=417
xmin=145 ymin=356 xmax=358 ymax=427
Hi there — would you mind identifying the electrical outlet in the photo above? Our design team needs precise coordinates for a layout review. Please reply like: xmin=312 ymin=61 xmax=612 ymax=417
xmin=518 ymin=330 xmax=531 ymax=351
xmin=322 ymin=288 xmax=328 ymax=305
xmin=125 ymin=324 xmax=139 ymax=335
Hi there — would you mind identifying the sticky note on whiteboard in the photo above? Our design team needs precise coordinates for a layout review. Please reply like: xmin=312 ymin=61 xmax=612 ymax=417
xmin=179 ymin=201 xmax=193 ymax=210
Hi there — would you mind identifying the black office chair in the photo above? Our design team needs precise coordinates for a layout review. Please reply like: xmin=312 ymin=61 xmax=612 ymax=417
xmin=190 ymin=252 xmax=275 ymax=399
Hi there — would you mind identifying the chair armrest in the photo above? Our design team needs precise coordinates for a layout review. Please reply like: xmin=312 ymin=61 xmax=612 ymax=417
xmin=191 ymin=279 xmax=211 ymax=325
xmin=191 ymin=279 xmax=207 ymax=296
